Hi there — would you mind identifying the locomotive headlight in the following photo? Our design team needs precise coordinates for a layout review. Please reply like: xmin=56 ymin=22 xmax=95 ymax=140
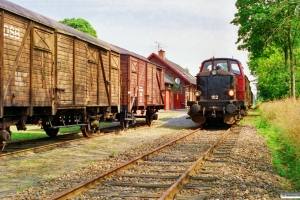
xmin=194 ymin=90 xmax=201 ymax=97
xmin=228 ymin=89 xmax=235 ymax=97
xmin=211 ymin=69 xmax=217 ymax=76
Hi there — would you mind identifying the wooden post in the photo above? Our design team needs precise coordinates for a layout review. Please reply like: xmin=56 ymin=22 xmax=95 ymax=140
xmin=73 ymin=39 xmax=76 ymax=105
xmin=29 ymin=21 xmax=34 ymax=116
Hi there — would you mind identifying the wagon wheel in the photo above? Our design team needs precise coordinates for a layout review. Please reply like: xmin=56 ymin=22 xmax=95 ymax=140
xmin=42 ymin=123 xmax=59 ymax=137
xmin=81 ymin=126 xmax=93 ymax=137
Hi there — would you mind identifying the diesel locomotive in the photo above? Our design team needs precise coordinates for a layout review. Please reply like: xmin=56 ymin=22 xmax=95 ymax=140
xmin=187 ymin=57 xmax=253 ymax=125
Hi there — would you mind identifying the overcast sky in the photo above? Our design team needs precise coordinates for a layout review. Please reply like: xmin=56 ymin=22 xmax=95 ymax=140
xmin=7 ymin=0 xmax=256 ymax=92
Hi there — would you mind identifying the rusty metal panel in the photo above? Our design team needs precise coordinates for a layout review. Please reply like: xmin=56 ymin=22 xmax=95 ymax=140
xmin=2 ymin=12 xmax=31 ymax=106
xmin=57 ymin=33 xmax=73 ymax=105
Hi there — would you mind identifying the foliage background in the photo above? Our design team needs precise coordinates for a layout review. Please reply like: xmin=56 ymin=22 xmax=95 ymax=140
xmin=232 ymin=0 xmax=300 ymax=101
xmin=60 ymin=18 xmax=98 ymax=38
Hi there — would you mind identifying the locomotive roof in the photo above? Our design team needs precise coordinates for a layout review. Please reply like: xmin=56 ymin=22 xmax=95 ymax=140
xmin=202 ymin=57 xmax=242 ymax=64
xmin=0 ymin=0 xmax=119 ymax=52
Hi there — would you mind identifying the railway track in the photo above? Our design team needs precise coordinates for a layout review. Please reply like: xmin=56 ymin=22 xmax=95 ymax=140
xmin=0 ymin=122 xmax=148 ymax=159
xmin=47 ymin=125 xmax=242 ymax=199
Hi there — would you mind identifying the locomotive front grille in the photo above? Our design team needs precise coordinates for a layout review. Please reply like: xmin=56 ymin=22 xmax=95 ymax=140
xmin=199 ymin=75 xmax=233 ymax=101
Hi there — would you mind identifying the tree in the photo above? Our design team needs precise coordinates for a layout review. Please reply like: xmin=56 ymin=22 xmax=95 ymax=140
xmin=249 ymin=47 xmax=290 ymax=101
xmin=231 ymin=0 xmax=300 ymax=100
xmin=60 ymin=18 xmax=98 ymax=38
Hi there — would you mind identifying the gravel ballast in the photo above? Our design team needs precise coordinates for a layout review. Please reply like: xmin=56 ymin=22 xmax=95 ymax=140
xmin=0 ymin=109 xmax=294 ymax=199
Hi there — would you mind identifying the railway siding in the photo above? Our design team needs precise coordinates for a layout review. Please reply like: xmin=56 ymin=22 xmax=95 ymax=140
xmin=0 ymin=110 xmax=293 ymax=199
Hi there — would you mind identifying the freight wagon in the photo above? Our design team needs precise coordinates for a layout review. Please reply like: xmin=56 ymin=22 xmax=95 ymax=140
xmin=114 ymin=46 xmax=165 ymax=130
xmin=0 ymin=0 xmax=120 ymax=137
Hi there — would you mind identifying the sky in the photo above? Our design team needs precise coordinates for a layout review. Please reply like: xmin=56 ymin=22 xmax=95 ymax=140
xmin=7 ymin=0 xmax=256 ymax=93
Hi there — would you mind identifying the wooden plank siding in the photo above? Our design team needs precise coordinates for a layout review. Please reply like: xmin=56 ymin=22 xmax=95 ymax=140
xmin=32 ymin=25 xmax=54 ymax=106
xmin=120 ymin=55 xmax=129 ymax=106
xmin=146 ymin=63 xmax=164 ymax=105
xmin=57 ymin=33 xmax=74 ymax=105
xmin=137 ymin=60 xmax=146 ymax=107
xmin=0 ymin=10 xmax=121 ymax=118
xmin=110 ymin=53 xmax=120 ymax=107
xmin=3 ymin=12 xmax=31 ymax=106
xmin=98 ymin=50 xmax=109 ymax=106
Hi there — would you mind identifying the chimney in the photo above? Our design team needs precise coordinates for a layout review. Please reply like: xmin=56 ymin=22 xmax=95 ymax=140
xmin=158 ymin=49 xmax=165 ymax=60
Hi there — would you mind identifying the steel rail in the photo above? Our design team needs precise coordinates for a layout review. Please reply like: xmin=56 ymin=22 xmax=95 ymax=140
xmin=159 ymin=128 xmax=231 ymax=200
xmin=0 ymin=137 xmax=89 ymax=159
xmin=47 ymin=128 xmax=201 ymax=200
xmin=0 ymin=122 xmax=154 ymax=159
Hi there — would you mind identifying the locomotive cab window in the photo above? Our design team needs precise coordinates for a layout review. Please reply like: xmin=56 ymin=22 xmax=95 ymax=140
xmin=214 ymin=60 xmax=228 ymax=71
xmin=202 ymin=62 xmax=212 ymax=72
xmin=229 ymin=61 xmax=241 ymax=75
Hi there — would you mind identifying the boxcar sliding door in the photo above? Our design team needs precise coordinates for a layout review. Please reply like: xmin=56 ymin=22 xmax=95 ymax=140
xmin=32 ymin=26 xmax=54 ymax=107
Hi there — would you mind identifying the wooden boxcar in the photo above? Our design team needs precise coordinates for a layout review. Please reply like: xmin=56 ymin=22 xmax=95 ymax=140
xmin=0 ymin=0 xmax=120 ymax=137
xmin=114 ymin=46 xmax=165 ymax=129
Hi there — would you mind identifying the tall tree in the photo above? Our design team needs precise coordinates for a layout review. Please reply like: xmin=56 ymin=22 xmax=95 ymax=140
xmin=60 ymin=18 xmax=98 ymax=38
xmin=231 ymin=0 xmax=300 ymax=100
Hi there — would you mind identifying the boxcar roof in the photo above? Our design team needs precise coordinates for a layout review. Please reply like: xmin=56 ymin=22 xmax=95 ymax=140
xmin=0 ymin=0 xmax=119 ymax=52
xmin=113 ymin=45 xmax=164 ymax=69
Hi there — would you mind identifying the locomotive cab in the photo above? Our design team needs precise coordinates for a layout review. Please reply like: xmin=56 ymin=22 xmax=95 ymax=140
xmin=187 ymin=58 xmax=249 ymax=125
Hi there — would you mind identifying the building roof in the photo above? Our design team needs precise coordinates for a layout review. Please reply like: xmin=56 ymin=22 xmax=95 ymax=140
xmin=0 ymin=0 xmax=118 ymax=52
xmin=164 ymin=73 xmax=175 ymax=84
xmin=164 ymin=59 xmax=196 ymax=85
xmin=148 ymin=53 xmax=196 ymax=85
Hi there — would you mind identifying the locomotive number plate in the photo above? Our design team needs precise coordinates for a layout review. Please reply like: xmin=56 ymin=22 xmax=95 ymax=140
xmin=211 ymin=95 xmax=218 ymax=99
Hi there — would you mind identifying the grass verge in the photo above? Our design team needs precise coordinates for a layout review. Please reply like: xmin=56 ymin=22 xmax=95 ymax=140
xmin=251 ymin=99 xmax=300 ymax=190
